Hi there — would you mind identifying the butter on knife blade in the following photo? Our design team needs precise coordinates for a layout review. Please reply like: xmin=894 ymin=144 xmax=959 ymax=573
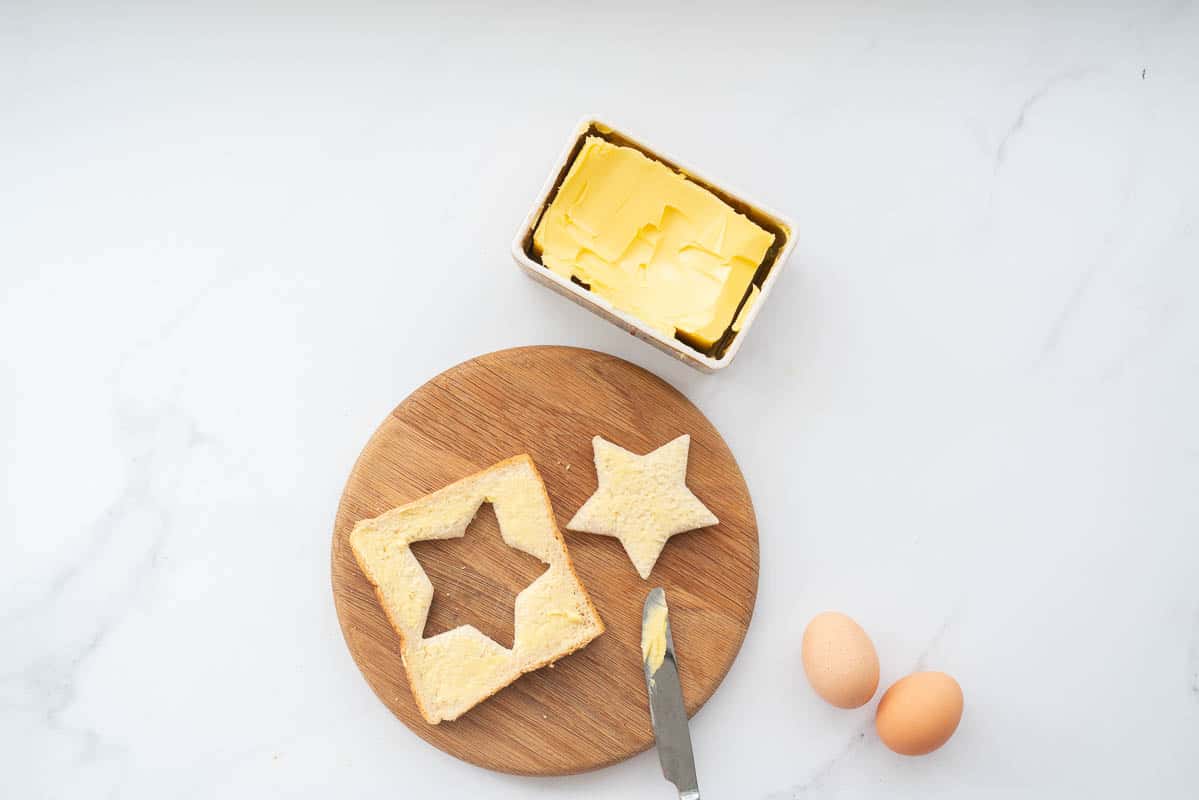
xmin=642 ymin=597 xmax=669 ymax=675
xmin=642 ymin=588 xmax=701 ymax=799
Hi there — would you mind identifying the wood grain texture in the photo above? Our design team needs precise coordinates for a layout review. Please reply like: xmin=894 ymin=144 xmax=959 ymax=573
xmin=331 ymin=346 xmax=758 ymax=775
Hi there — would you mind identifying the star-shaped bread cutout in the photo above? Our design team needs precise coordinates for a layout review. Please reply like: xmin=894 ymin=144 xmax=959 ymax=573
xmin=568 ymin=434 xmax=718 ymax=579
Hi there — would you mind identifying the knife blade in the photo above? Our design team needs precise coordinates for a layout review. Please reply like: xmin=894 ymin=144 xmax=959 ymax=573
xmin=642 ymin=588 xmax=700 ymax=800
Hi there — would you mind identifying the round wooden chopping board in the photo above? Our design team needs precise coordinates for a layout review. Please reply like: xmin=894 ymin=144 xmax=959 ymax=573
xmin=331 ymin=346 xmax=758 ymax=775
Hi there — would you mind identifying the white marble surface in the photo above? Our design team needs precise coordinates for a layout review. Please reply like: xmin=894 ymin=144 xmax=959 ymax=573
xmin=3 ymin=2 xmax=1198 ymax=797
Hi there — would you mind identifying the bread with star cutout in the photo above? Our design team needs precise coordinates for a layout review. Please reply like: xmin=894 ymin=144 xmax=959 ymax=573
xmin=349 ymin=455 xmax=604 ymax=724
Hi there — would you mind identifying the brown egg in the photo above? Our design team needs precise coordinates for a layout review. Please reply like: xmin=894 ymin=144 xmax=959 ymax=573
xmin=875 ymin=671 xmax=964 ymax=755
xmin=801 ymin=612 xmax=880 ymax=709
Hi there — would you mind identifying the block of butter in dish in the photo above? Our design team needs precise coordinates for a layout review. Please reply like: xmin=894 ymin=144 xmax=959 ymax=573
xmin=512 ymin=117 xmax=797 ymax=372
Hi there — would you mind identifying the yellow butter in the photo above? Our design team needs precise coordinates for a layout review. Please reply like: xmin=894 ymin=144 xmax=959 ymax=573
xmin=641 ymin=601 xmax=669 ymax=674
xmin=732 ymin=284 xmax=759 ymax=333
xmin=533 ymin=136 xmax=775 ymax=351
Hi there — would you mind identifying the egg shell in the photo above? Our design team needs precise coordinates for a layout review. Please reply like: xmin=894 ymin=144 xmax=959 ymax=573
xmin=875 ymin=671 xmax=964 ymax=756
xmin=801 ymin=612 xmax=880 ymax=709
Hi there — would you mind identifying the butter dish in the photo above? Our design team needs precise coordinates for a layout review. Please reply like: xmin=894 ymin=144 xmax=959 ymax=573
xmin=512 ymin=116 xmax=797 ymax=373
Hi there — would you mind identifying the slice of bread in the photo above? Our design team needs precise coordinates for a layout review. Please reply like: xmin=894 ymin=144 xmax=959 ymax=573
xmin=349 ymin=455 xmax=604 ymax=724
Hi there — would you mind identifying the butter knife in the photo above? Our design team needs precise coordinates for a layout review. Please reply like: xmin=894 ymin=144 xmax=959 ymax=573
xmin=642 ymin=588 xmax=700 ymax=800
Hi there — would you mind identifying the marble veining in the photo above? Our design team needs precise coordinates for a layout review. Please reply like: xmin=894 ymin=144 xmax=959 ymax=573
xmin=993 ymin=68 xmax=1097 ymax=171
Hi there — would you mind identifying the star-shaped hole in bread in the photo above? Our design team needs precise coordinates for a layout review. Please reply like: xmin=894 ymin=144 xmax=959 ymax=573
xmin=410 ymin=501 xmax=549 ymax=649
xmin=568 ymin=434 xmax=717 ymax=579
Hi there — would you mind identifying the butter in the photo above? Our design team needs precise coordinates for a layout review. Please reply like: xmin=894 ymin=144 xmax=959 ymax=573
xmin=732 ymin=284 xmax=759 ymax=333
xmin=533 ymin=136 xmax=775 ymax=352
xmin=642 ymin=601 xmax=669 ymax=674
